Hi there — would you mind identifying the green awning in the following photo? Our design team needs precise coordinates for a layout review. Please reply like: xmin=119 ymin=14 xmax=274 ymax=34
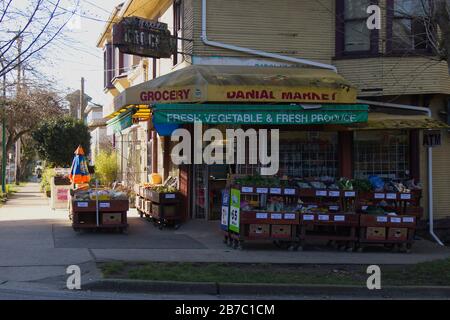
xmin=153 ymin=104 xmax=369 ymax=125
xmin=106 ymin=108 xmax=135 ymax=134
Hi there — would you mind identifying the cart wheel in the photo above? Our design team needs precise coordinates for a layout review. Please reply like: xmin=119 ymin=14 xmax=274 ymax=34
xmin=288 ymin=244 xmax=296 ymax=251
xmin=357 ymin=246 xmax=364 ymax=253
xmin=138 ymin=211 xmax=144 ymax=218
xmin=223 ymin=236 xmax=228 ymax=244
xmin=297 ymin=245 xmax=304 ymax=252
xmin=237 ymin=241 xmax=244 ymax=250
xmin=233 ymin=239 xmax=239 ymax=249
xmin=158 ymin=224 xmax=164 ymax=230
xmin=174 ymin=224 xmax=181 ymax=230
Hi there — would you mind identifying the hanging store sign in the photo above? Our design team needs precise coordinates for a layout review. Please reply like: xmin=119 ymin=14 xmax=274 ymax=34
xmin=112 ymin=17 xmax=177 ymax=58
xmin=423 ymin=130 xmax=441 ymax=147
xmin=153 ymin=104 xmax=369 ymax=125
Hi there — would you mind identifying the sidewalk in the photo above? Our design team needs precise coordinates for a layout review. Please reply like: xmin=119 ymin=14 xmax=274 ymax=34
xmin=0 ymin=183 xmax=449 ymax=294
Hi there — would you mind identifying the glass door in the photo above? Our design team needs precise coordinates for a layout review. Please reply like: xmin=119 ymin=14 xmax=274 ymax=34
xmin=192 ymin=164 xmax=209 ymax=219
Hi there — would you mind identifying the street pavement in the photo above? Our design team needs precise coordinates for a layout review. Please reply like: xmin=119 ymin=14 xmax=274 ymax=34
xmin=0 ymin=182 xmax=450 ymax=299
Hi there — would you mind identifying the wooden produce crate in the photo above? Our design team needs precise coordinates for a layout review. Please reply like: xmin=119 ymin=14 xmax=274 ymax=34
xmin=358 ymin=214 xmax=417 ymax=252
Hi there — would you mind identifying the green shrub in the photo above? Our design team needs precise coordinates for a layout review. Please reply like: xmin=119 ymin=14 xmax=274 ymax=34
xmin=94 ymin=150 xmax=118 ymax=187
xmin=40 ymin=167 xmax=55 ymax=193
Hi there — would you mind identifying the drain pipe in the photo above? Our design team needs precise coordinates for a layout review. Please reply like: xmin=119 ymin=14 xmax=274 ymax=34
xmin=358 ymin=99 xmax=444 ymax=246
xmin=200 ymin=0 xmax=338 ymax=72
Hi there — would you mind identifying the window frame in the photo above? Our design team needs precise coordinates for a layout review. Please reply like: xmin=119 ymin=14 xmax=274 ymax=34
xmin=173 ymin=0 xmax=182 ymax=66
xmin=335 ymin=0 xmax=380 ymax=58
xmin=386 ymin=0 xmax=434 ymax=55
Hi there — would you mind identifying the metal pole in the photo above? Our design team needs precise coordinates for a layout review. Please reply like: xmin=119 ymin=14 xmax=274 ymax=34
xmin=79 ymin=77 xmax=85 ymax=120
xmin=1 ymin=58 xmax=6 ymax=193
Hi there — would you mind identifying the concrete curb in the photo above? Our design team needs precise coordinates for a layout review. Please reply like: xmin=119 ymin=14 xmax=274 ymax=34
xmin=83 ymin=279 xmax=450 ymax=297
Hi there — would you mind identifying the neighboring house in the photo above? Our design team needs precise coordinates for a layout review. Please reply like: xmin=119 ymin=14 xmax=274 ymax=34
xmin=84 ymin=102 xmax=110 ymax=165
xmin=96 ymin=0 xmax=450 ymax=230
xmin=65 ymin=90 xmax=92 ymax=119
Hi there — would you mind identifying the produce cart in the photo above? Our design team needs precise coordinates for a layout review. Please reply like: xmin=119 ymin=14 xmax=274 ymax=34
xmin=136 ymin=183 xmax=182 ymax=229
xmin=222 ymin=185 xmax=300 ymax=250
xmin=69 ymin=198 xmax=129 ymax=233
xmin=356 ymin=190 xmax=422 ymax=252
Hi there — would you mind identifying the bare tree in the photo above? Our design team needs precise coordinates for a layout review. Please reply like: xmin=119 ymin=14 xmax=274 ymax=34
xmin=0 ymin=0 xmax=80 ymax=78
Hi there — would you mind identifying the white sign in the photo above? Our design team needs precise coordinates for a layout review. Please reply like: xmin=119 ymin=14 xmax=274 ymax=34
xmin=284 ymin=188 xmax=296 ymax=195
xmin=329 ymin=191 xmax=340 ymax=197
xmin=270 ymin=188 xmax=281 ymax=194
xmin=400 ymin=193 xmax=412 ymax=200
xmin=391 ymin=217 xmax=402 ymax=223
xmin=403 ymin=217 xmax=415 ymax=223
xmin=271 ymin=213 xmax=282 ymax=220
xmin=165 ymin=193 xmax=176 ymax=199
xmin=256 ymin=212 xmax=268 ymax=219
xmin=345 ymin=191 xmax=356 ymax=197
xmin=99 ymin=202 xmax=110 ymax=208
xmin=241 ymin=187 xmax=253 ymax=193
xmin=303 ymin=214 xmax=314 ymax=221
xmin=316 ymin=190 xmax=327 ymax=197
xmin=318 ymin=215 xmax=330 ymax=221
xmin=386 ymin=193 xmax=397 ymax=200
xmin=77 ymin=202 xmax=89 ymax=208
xmin=376 ymin=216 xmax=388 ymax=223
xmin=221 ymin=206 xmax=229 ymax=226
xmin=256 ymin=188 xmax=269 ymax=194
xmin=334 ymin=215 xmax=345 ymax=222
xmin=329 ymin=205 xmax=339 ymax=211
xmin=374 ymin=193 xmax=385 ymax=199
xmin=284 ymin=213 xmax=296 ymax=220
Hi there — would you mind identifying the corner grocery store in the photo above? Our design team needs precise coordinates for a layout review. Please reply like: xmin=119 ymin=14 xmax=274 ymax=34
xmin=107 ymin=65 xmax=447 ymax=229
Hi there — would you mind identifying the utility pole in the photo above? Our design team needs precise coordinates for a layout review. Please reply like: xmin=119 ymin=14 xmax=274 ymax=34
xmin=14 ymin=35 xmax=22 ymax=185
xmin=79 ymin=77 xmax=85 ymax=121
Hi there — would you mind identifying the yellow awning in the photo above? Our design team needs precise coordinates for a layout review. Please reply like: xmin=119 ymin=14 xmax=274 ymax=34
xmin=351 ymin=113 xmax=449 ymax=130
xmin=110 ymin=65 xmax=357 ymax=117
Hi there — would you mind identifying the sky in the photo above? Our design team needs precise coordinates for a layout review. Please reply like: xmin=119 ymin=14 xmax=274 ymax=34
xmin=40 ymin=0 xmax=124 ymax=105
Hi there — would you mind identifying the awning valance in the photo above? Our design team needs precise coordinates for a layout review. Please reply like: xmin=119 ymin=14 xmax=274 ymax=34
xmin=351 ymin=113 xmax=449 ymax=130
xmin=106 ymin=108 xmax=135 ymax=135
xmin=110 ymin=65 xmax=357 ymax=116
xmin=153 ymin=104 xmax=369 ymax=125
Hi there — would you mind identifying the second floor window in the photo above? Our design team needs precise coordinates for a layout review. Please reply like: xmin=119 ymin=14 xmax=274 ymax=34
xmin=387 ymin=0 xmax=432 ymax=53
xmin=336 ymin=0 xmax=378 ymax=56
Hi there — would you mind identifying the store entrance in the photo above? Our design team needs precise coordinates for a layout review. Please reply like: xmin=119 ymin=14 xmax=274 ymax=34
xmin=193 ymin=164 xmax=209 ymax=219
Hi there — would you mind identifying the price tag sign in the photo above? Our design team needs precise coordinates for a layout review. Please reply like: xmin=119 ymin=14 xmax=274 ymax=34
xmin=328 ymin=191 xmax=340 ymax=197
xmin=165 ymin=193 xmax=176 ymax=199
xmin=241 ymin=187 xmax=253 ymax=193
xmin=284 ymin=188 xmax=296 ymax=195
xmin=403 ymin=217 xmax=415 ymax=223
xmin=362 ymin=205 xmax=368 ymax=211
xmin=303 ymin=214 xmax=314 ymax=221
xmin=376 ymin=216 xmax=388 ymax=223
xmin=374 ymin=193 xmax=385 ymax=199
xmin=229 ymin=189 xmax=241 ymax=233
xmin=391 ymin=217 xmax=402 ymax=223
xmin=270 ymin=188 xmax=281 ymax=195
xmin=256 ymin=212 xmax=268 ymax=219
xmin=256 ymin=188 xmax=269 ymax=194
xmin=329 ymin=205 xmax=339 ymax=211
xmin=334 ymin=215 xmax=345 ymax=222
xmin=316 ymin=190 xmax=327 ymax=197
xmin=99 ymin=202 xmax=111 ymax=208
xmin=344 ymin=191 xmax=356 ymax=198
xmin=284 ymin=213 xmax=296 ymax=220
xmin=318 ymin=215 xmax=330 ymax=221
xmin=400 ymin=193 xmax=412 ymax=200
xmin=271 ymin=213 xmax=282 ymax=220
xmin=386 ymin=193 xmax=397 ymax=200
xmin=77 ymin=202 xmax=88 ymax=208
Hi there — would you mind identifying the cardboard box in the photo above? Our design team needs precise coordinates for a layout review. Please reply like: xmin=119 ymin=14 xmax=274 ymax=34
xmin=102 ymin=213 xmax=122 ymax=225
xmin=387 ymin=228 xmax=408 ymax=241
xmin=271 ymin=224 xmax=292 ymax=238
xmin=249 ymin=224 xmax=270 ymax=238
xmin=366 ymin=227 xmax=386 ymax=240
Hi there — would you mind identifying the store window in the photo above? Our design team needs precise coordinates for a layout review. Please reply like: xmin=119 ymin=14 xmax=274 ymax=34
xmin=237 ymin=131 xmax=338 ymax=179
xmin=336 ymin=0 xmax=378 ymax=56
xmin=387 ymin=0 xmax=432 ymax=53
xmin=354 ymin=130 xmax=410 ymax=179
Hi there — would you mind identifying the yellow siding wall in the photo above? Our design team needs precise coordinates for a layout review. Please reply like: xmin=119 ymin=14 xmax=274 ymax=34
xmin=192 ymin=0 xmax=336 ymax=65
xmin=335 ymin=58 xmax=450 ymax=97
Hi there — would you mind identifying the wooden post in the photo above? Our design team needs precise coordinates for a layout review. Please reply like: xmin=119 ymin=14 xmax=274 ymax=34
xmin=151 ymin=130 xmax=158 ymax=174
